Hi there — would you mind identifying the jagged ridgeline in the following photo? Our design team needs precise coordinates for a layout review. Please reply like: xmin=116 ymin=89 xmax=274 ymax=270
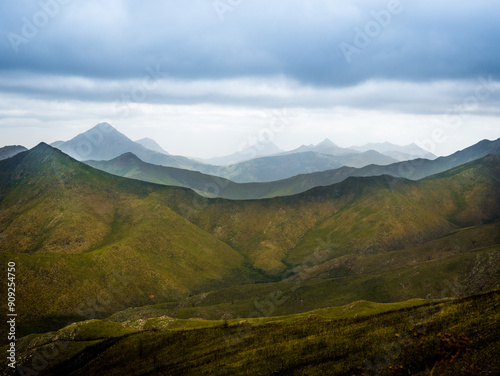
xmin=0 ymin=143 xmax=499 ymax=338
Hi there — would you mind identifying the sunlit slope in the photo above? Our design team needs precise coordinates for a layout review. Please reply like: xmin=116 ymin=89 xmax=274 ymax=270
xmin=0 ymin=144 xmax=252 ymax=333
xmin=169 ymin=155 xmax=500 ymax=274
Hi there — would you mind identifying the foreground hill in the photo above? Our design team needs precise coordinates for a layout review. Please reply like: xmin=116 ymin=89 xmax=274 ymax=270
xmin=0 ymin=144 xmax=259 ymax=334
xmin=0 ymin=144 xmax=499 ymax=335
xmin=176 ymin=154 xmax=500 ymax=275
xmin=3 ymin=290 xmax=498 ymax=375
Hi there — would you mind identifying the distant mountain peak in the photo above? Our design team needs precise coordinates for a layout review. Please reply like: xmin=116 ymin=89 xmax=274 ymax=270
xmin=200 ymin=140 xmax=282 ymax=166
xmin=94 ymin=122 xmax=114 ymax=130
xmin=350 ymin=141 xmax=437 ymax=161
xmin=53 ymin=123 xmax=139 ymax=161
xmin=138 ymin=137 xmax=155 ymax=143
xmin=317 ymin=138 xmax=337 ymax=147
xmin=113 ymin=152 xmax=142 ymax=162
xmin=84 ymin=122 xmax=121 ymax=137
xmin=248 ymin=139 xmax=282 ymax=152
xmin=135 ymin=138 xmax=170 ymax=155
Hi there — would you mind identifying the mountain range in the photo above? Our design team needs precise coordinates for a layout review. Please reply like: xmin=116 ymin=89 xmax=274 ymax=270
xmin=196 ymin=137 xmax=433 ymax=169
xmin=51 ymin=122 xmax=210 ymax=171
xmin=49 ymin=123 xmax=434 ymax=182
xmin=286 ymin=138 xmax=359 ymax=156
xmin=1 ymin=142 xmax=499 ymax=337
xmin=205 ymin=150 xmax=398 ymax=183
xmin=1 ymin=130 xmax=499 ymax=375
xmin=87 ymin=137 xmax=500 ymax=199
xmin=196 ymin=140 xmax=284 ymax=165
xmin=350 ymin=141 xmax=437 ymax=161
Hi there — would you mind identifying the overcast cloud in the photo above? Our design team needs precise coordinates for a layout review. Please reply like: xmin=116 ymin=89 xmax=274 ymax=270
xmin=1 ymin=0 xmax=499 ymax=157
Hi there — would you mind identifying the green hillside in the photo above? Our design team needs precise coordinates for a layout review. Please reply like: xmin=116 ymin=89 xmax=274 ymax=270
xmin=3 ymin=290 xmax=498 ymax=375
xmin=168 ymin=156 xmax=500 ymax=275
xmin=1 ymin=144 xmax=499 ymax=338
xmin=0 ymin=144 xmax=261 ymax=335
xmin=86 ymin=152 xmax=237 ymax=197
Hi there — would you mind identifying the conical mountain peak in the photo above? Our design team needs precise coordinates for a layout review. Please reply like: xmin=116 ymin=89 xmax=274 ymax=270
xmin=317 ymin=138 xmax=337 ymax=147
xmin=93 ymin=122 xmax=115 ymax=131
xmin=30 ymin=142 xmax=66 ymax=158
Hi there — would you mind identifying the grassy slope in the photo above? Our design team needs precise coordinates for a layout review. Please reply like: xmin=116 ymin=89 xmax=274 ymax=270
xmin=0 ymin=145 xmax=257 ymax=335
xmin=120 ymin=244 xmax=499 ymax=323
xmin=86 ymin=153 xmax=237 ymax=197
xmin=66 ymin=222 xmax=497 ymax=326
xmin=3 ymin=290 xmax=498 ymax=376
xmin=173 ymin=156 xmax=500 ymax=274
xmin=0 ymin=146 xmax=499 ymax=336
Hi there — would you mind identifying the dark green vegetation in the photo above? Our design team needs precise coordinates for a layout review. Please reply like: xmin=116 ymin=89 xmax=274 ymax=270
xmin=3 ymin=290 xmax=498 ymax=375
xmin=87 ymin=137 xmax=500 ymax=199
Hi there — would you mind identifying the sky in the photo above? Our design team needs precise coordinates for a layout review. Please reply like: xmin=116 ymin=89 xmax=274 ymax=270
xmin=1 ymin=0 xmax=500 ymax=158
